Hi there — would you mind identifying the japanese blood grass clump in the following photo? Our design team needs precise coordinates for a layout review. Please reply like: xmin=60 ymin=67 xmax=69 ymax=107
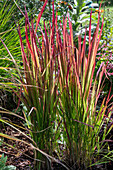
xmin=0 ymin=0 xmax=113 ymax=169
xmin=57 ymin=8 xmax=113 ymax=170
xmin=0 ymin=0 xmax=70 ymax=169
xmin=0 ymin=0 xmax=62 ymax=169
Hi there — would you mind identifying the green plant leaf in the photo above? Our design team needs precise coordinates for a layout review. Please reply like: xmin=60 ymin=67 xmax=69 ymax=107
xmin=2 ymin=165 xmax=16 ymax=170
xmin=0 ymin=154 xmax=7 ymax=169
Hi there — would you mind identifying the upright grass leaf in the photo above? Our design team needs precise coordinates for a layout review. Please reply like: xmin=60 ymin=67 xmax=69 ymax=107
xmin=35 ymin=0 xmax=48 ymax=33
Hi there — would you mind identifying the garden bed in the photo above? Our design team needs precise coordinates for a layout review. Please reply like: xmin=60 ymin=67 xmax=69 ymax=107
xmin=0 ymin=104 xmax=113 ymax=170
xmin=0 ymin=1 xmax=113 ymax=170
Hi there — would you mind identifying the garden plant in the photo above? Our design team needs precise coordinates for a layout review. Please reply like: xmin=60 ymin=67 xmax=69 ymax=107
xmin=0 ymin=154 xmax=16 ymax=170
xmin=0 ymin=0 xmax=113 ymax=169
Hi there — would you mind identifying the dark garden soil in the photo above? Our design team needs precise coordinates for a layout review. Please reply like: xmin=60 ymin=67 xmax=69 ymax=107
xmin=0 ymin=116 xmax=34 ymax=170
xmin=0 ymin=91 xmax=34 ymax=169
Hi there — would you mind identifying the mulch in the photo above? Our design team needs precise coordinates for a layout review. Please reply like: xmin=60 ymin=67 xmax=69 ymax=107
xmin=0 ymin=117 xmax=34 ymax=170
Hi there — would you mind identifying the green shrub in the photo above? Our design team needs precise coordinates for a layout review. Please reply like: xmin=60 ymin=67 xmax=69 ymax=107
xmin=0 ymin=154 xmax=16 ymax=170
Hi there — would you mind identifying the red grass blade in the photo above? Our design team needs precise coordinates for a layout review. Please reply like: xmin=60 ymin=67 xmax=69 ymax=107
xmin=35 ymin=0 xmax=48 ymax=33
